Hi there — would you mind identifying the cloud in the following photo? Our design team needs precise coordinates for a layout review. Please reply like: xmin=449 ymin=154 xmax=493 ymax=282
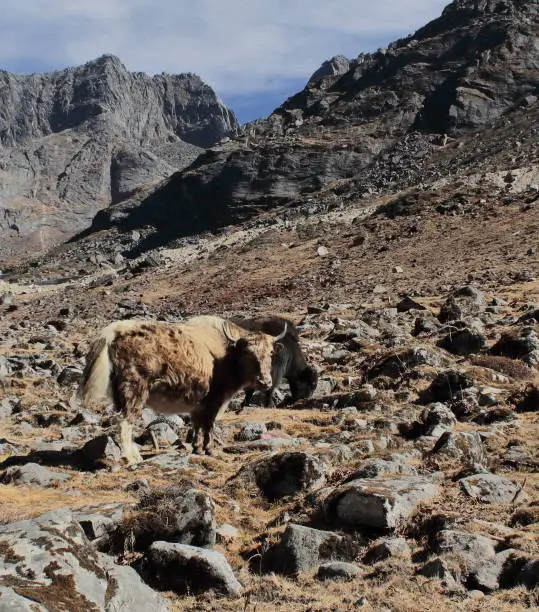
xmin=1 ymin=0 xmax=449 ymax=97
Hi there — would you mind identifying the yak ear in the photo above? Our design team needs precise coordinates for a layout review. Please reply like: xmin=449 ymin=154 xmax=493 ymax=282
xmin=274 ymin=342 xmax=284 ymax=354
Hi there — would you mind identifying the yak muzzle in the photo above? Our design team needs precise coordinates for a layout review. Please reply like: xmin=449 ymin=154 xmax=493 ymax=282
xmin=256 ymin=376 xmax=273 ymax=390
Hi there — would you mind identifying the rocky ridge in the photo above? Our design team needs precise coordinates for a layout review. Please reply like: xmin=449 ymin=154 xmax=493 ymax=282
xmin=54 ymin=0 xmax=539 ymax=259
xmin=0 ymin=54 xmax=238 ymax=260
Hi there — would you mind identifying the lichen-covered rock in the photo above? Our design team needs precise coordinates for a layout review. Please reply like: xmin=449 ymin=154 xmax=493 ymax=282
xmin=232 ymin=452 xmax=326 ymax=500
xmin=459 ymin=474 xmax=521 ymax=504
xmin=315 ymin=561 xmax=362 ymax=581
xmin=438 ymin=286 xmax=486 ymax=323
xmin=0 ymin=509 xmax=168 ymax=611
xmin=259 ymin=524 xmax=361 ymax=575
xmin=324 ymin=475 xmax=439 ymax=530
xmin=364 ymin=538 xmax=411 ymax=563
xmin=431 ymin=431 xmax=487 ymax=467
xmin=0 ymin=463 xmax=71 ymax=487
xmin=145 ymin=542 xmax=242 ymax=597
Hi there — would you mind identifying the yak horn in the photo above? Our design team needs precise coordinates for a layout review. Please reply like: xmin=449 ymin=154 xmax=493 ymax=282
xmin=275 ymin=322 xmax=288 ymax=341
xmin=223 ymin=325 xmax=237 ymax=345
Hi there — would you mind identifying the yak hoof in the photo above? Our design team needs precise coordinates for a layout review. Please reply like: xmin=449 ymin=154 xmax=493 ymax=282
xmin=192 ymin=446 xmax=203 ymax=455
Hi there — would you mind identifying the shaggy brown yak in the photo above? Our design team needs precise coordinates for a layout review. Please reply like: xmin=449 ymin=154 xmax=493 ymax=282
xmin=78 ymin=317 xmax=286 ymax=463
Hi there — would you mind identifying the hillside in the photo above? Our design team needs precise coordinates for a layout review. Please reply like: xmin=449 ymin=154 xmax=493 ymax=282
xmin=0 ymin=1 xmax=538 ymax=611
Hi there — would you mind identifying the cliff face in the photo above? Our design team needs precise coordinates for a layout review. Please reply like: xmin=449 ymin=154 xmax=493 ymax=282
xmin=0 ymin=55 xmax=238 ymax=257
xmin=79 ymin=0 xmax=539 ymax=253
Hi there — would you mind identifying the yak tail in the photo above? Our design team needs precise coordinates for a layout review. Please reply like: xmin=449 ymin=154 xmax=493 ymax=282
xmin=77 ymin=325 xmax=116 ymax=408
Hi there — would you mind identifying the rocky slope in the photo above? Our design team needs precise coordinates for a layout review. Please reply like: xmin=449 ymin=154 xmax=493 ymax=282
xmin=62 ymin=0 xmax=539 ymax=257
xmin=0 ymin=54 xmax=238 ymax=259
xmin=0 ymin=1 xmax=538 ymax=610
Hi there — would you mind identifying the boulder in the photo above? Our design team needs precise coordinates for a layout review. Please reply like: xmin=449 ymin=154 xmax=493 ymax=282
xmin=431 ymin=431 xmax=487 ymax=467
xmin=56 ymin=366 xmax=83 ymax=387
xmin=78 ymin=434 xmax=123 ymax=468
xmin=438 ymin=328 xmax=486 ymax=356
xmin=324 ymin=475 xmax=439 ymax=530
xmin=145 ymin=542 xmax=242 ymax=597
xmin=0 ymin=509 xmax=168 ymax=611
xmin=259 ymin=524 xmax=361 ymax=575
xmin=490 ymin=328 xmax=539 ymax=366
xmin=113 ymin=486 xmax=216 ymax=551
xmin=235 ymin=422 xmax=267 ymax=441
xmin=316 ymin=561 xmax=362 ymax=581
xmin=459 ymin=474 xmax=521 ymax=504
xmin=438 ymin=286 xmax=486 ymax=323
xmin=364 ymin=538 xmax=411 ymax=563
xmin=233 ymin=452 xmax=326 ymax=500
xmin=423 ymin=370 xmax=474 ymax=402
xmin=423 ymin=403 xmax=457 ymax=437
xmin=0 ymin=463 xmax=71 ymax=487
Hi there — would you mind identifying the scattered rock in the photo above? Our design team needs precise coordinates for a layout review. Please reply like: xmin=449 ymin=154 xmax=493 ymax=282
xmin=490 ymin=328 xmax=539 ymax=366
xmin=364 ymin=538 xmax=411 ymax=563
xmin=423 ymin=403 xmax=457 ymax=437
xmin=0 ymin=463 xmax=71 ymax=486
xmin=233 ymin=452 xmax=326 ymax=501
xmin=438 ymin=328 xmax=486 ymax=355
xmin=431 ymin=431 xmax=487 ymax=467
xmin=236 ymin=422 xmax=267 ymax=441
xmin=324 ymin=475 xmax=439 ymax=530
xmin=145 ymin=542 xmax=242 ymax=597
xmin=316 ymin=561 xmax=362 ymax=581
xmin=459 ymin=474 xmax=522 ymax=504
xmin=78 ymin=435 xmax=123 ymax=468
xmin=438 ymin=286 xmax=486 ymax=323
xmin=259 ymin=524 xmax=361 ymax=575
xmin=423 ymin=370 xmax=474 ymax=403
xmin=56 ymin=366 xmax=82 ymax=387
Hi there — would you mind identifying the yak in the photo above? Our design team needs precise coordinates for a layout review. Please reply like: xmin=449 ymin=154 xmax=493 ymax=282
xmin=78 ymin=317 xmax=286 ymax=463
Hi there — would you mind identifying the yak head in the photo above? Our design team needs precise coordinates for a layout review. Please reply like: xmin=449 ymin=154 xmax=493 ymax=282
xmin=225 ymin=323 xmax=287 ymax=389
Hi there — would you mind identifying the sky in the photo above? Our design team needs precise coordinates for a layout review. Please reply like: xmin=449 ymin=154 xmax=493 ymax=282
xmin=0 ymin=1 xmax=449 ymax=124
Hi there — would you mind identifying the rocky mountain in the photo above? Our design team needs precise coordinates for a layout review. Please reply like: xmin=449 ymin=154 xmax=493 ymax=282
xmin=67 ymin=0 xmax=538 ymax=256
xmin=0 ymin=55 xmax=238 ymax=258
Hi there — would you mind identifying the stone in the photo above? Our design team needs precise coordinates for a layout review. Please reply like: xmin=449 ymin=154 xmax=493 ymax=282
xmin=325 ymin=475 xmax=439 ymax=530
xmin=137 ymin=421 xmax=179 ymax=447
xmin=236 ymin=422 xmax=267 ymax=441
xmin=396 ymin=296 xmax=426 ymax=312
xmin=73 ymin=503 xmax=125 ymax=542
xmin=317 ymin=246 xmax=329 ymax=257
xmin=56 ymin=366 xmax=83 ymax=387
xmin=438 ymin=328 xmax=486 ymax=355
xmin=490 ymin=328 xmax=539 ymax=366
xmin=345 ymin=456 xmax=416 ymax=480
xmin=420 ymin=557 xmax=461 ymax=590
xmin=216 ymin=524 xmax=239 ymax=543
xmin=434 ymin=530 xmax=497 ymax=574
xmin=364 ymin=538 xmax=411 ymax=563
xmin=431 ymin=431 xmax=487 ymax=467
xmin=316 ymin=561 xmax=362 ymax=581
xmin=423 ymin=370 xmax=474 ymax=402
xmin=233 ymin=452 xmax=326 ymax=501
xmin=423 ymin=403 xmax=457 ymax=437
xmin=78 ymin=434 xmax=123 ymax=468
xmin=145 ymin=542 xmax=242 ymax=597
xmin=115 ymin=487 xmax=215 ymax=552
xmin=478 ymin=387 xmax=506 ymax=407
xmin=0 ymin=508 xmax=168 ymax=611
xmin=473 ymin=549 xmax=517 ymax=591
xmin=459 ymin=474 xmax=521 ymax=504
xmin=0 ymin=463 xmax=71 ymax=486
xmin=517 ymin=559 xmax=539 ymax=589
xmin=259 ymin=524 xmax=361 ymax=575
xmin=438 ymin=286 xmax=486 ymax=323
xmin=368 ymin=347 xmax=441 ymax=379
xmin=0 ymin=396 xmax=20 ymax=419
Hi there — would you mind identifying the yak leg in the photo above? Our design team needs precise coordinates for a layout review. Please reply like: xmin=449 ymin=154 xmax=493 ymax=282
xmin=240 ymin=388 xmax=255 ymax=409
xmin=113 ymin=377 xmax=148 ymax=466
xmin=191 ymin=425 xmax=202 ymax=455
xmin=119 ymin=419 xmax=143 ymax=466
xmin=150 ymin=429 xmax=160 ymax=452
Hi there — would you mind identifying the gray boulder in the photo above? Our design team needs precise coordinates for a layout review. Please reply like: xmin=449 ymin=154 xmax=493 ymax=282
xmin=431 ymin=431 xmax=487 ymax=467
xmin=438 ymin=286 xmax=486 ymax=323
xmin=423 ymin=403 xmax=457 ymax=437
xmin=325 ymin=475 xmax=439 ymax=530
xmin=459 ymin=474 xmax=521 ymax=504
xmin=0 ymin=509 xmax=168 ymax=611
xmin=145 ymin=542 xmax=242 ymax=597
xmin=364 ymin=538 xmax=411 ymax=563
xmin=233 ymin=452 xmax=326 ymax=500
xmin=316 ymin=561 xmax=362 ymax=581
xmin=259 ymin=524 xmax=361 ymax=575
xmin=56 ymin=366 xmax=83 ymax=387
xmin=236 ymin=422 xmax=267 ymax=441
xmin=78 ymin=434 xmax=123 ymax=468
xmin=0 ymin=463 xmax=71 ymax=486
